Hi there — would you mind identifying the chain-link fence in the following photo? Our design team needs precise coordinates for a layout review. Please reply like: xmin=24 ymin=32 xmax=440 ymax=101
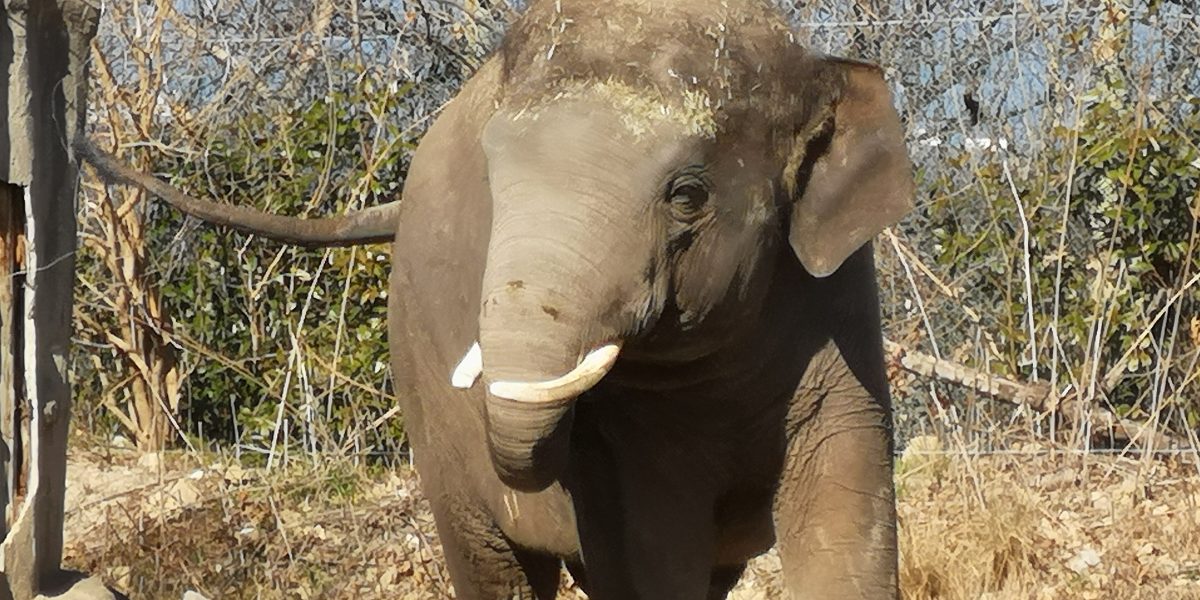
xmin=99 ymin=2 xmax=1200 ymax=162
xmin=80 ymin=1 xmax=1200 ymax=456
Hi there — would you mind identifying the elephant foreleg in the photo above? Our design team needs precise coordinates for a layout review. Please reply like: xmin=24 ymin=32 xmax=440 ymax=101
xmin=428 ymin=493 xmax=560 ymax=600
xmin=707 ymin=563 xmax=748 ymax=600
xmin=773 ymin=343 xmax=898 ymax=600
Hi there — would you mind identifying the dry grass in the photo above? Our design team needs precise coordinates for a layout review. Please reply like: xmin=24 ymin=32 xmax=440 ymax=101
xmin=64 ymin=448 xmax=453 ymax=599
xmin=62 ymin=437 xmax=1200 ymax=599
xmin=896 ymin=437 xmax=1200 ymax=600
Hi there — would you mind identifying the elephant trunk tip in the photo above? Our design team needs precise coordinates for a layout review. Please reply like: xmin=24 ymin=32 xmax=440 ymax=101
xmin=485 ymin=394 xmax=576 ymax=492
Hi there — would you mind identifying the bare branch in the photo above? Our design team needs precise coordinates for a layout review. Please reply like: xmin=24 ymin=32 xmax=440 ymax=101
xmin=884 ymin=339 xmax=1184 ymax=450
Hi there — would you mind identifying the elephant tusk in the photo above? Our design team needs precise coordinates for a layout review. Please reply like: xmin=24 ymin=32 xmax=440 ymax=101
xmin=451 ymin=342 xmax=483 ymax=389
xmin=489 ymin=343 xmax=621 ymax=403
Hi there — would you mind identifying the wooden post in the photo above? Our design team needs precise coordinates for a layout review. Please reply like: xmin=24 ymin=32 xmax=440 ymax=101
xmin=0 ymin=1 xmax=105 ymax=599
xmin=0 ymin=182 xmax=26 ymax=593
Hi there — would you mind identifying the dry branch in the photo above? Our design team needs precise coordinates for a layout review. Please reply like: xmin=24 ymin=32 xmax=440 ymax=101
xmin=883 ymin=339 xmax=1183 ymax=451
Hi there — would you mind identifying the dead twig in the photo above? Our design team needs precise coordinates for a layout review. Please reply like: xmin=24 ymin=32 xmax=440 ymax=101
xmin=883 ymin=339 xmax=1183 ymax=451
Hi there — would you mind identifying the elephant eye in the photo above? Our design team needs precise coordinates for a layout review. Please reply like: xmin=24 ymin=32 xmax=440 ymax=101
xmin=666 ymin=168 xmax=710 ymax=222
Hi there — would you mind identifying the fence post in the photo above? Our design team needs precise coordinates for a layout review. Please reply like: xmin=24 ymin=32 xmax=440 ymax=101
xmin=0 ymin=1 xmax=105 ymax=599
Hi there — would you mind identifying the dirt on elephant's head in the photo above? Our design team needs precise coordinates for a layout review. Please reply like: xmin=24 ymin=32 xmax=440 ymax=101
xmin=495 ymin=0 xmax=835 ymax=140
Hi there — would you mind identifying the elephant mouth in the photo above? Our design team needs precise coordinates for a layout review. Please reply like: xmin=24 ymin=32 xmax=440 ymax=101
xmin=450 ymin=341 xmax=622 ymax=403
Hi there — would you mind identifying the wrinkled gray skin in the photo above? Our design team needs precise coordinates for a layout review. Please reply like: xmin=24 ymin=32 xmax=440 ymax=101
xmin=391 ymin=0 xmax=913 ymax=598
xmin=79 ymin=0 xmax=915 ymax=597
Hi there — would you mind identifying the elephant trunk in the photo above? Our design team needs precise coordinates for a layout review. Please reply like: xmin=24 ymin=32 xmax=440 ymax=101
xmin=474 ymin=107 xmax=659 ymax=491
xmin=476 ymin=201 xmax=636 ymax=491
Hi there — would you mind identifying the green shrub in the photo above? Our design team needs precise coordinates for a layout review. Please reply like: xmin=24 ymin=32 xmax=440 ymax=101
xmin=78 ymin=67 xmax=416 ymax=456
xmin=925 ymin=57 xmax=1200 ymax=427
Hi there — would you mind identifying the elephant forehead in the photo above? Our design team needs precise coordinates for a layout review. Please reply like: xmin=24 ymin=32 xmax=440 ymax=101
xmin=512 ymin=78 xmax=718 ymax=140
xmin=483 ymin=97 xmax=700 ymax=187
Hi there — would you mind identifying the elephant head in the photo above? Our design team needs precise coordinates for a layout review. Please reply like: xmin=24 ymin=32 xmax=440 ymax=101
xmin=454 ymin=4 xmax=915 ymax=492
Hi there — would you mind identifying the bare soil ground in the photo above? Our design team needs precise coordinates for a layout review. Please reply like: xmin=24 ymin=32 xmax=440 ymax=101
xmin=62 ymin=438 xmax=1200 ymax=599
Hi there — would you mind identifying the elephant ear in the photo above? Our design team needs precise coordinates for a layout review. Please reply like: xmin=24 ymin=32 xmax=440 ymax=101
xmin=787 ymin=57 xmax=915 ymax=278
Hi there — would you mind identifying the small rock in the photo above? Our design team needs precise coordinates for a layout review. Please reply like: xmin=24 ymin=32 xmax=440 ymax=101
xmin=136 ymin=452 xmax=163 ymax=470
xmin=1066 ymin=547 xmax=1102 ymax=574
xmin=34 ymin=576 xmax=118 ymax=600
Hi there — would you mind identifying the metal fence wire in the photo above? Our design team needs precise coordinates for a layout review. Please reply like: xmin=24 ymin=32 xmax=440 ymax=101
xmin=122 ymin=2 xmax=1200 ymax=151
xmin=101 ymin=2 xmax=1200 ymax=157
xmin=87 ymin=0 xmax=1200 ymax=452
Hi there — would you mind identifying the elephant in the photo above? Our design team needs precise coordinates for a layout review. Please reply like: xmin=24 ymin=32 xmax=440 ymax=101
xmin=77 ymin=0 xmax=916 ymax=597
